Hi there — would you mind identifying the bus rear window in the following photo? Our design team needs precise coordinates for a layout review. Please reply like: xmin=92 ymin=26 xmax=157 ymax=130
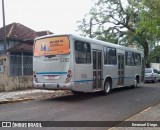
xmin=34 ymin=36 xmax=70 ymax=56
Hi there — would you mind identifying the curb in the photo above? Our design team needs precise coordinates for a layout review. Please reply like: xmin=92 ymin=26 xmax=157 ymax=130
xmin=0 ymin=97 xmax=34 ymax=104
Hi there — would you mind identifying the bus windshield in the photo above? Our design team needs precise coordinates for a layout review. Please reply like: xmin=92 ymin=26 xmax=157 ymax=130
xmin=34 ymin=36 xmax=70 ymax=56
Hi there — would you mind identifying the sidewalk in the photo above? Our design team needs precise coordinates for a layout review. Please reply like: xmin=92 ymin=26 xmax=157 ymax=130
xmin=0 ymin=89 xmax=160 ymax=129
xmin=0 ymin=89 xmax=70 ymax=104
xmin=110 ymin=103 xmax=160 ymax=130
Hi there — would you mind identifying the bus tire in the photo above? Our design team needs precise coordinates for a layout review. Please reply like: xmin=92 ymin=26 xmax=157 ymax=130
xmin=71 ymin=90 xmax=82 ymax=95
xmin=102 ymin=79 xmax=112 ymax=95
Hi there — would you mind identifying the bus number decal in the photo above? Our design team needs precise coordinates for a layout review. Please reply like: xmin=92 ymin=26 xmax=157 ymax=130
xmin=81 ymin=74 xmax=87 ymax=79
xmin=60 ymin=58 xmax=69 ymax=63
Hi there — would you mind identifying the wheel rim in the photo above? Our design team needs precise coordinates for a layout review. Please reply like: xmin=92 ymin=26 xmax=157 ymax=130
xmin=105 ymin=81 xmax=110 ymax=93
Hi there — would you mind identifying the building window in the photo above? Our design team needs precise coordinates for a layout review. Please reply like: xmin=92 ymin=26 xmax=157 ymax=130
xmin=9 ymin=52 xmax=33 ymax=76
xmin=75 ymin=41 xmax=91 ymax=64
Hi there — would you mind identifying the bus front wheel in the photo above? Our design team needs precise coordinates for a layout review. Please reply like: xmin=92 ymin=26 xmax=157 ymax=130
xmin=103 ymin=79 xmax=112 ymax=95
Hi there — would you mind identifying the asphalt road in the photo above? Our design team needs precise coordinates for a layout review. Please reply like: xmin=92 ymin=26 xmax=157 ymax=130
xmin=0 ymin=82 xmax=160 ymax=130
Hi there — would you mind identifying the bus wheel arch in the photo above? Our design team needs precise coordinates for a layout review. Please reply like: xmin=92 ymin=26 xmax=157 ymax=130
xmin=102 ymin=77 xmax=112 ymax=95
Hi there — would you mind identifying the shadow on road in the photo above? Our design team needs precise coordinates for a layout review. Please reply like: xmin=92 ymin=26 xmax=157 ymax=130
xmin=44 ymin=92 xmax=101 ymax=102
xmin=112 ymin=86 xmax=141 ymax=93
xmin=42 ymin=86 xmax=146 ymax=102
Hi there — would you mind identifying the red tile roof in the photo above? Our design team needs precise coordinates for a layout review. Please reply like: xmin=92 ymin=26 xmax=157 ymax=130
xmin=0 ymin=22 xmax=53 ymax=40
xmin=0 ymin=23 xmax=54 ymax=52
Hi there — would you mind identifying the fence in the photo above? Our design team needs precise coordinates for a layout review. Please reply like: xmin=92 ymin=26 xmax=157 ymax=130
xmin=9 ymin=54 xmax=33 ymax=76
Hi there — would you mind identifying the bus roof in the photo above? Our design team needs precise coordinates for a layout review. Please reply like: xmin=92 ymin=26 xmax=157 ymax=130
xmin=34 ymin=33 xmax=143 ymax=54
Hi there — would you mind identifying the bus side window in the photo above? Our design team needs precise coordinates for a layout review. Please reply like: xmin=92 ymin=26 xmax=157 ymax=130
xmin=125 ymin=51 xmax=134 ymax=66
xmin=74 ymin=40 xmax=91 ymax=64
xmin=108 ymin=47 xmax=117 ymax=65
xmin=103 ymin=47 xmax=108 ymax=64
xmin=135 ymin=53 xmax=141 ymax=66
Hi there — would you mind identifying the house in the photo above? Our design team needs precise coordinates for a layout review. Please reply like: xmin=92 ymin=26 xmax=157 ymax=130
xmin=0 ymin=22 xmax=53 ymax=91
xmin=0 ymin=22 xmax=53 ymax=53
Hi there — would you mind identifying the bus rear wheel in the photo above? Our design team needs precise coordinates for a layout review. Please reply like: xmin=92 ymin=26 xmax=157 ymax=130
xmin=102 ymin=79 xmax=111 ymax=95
xmin=71 ymin=90 xmax=83 ymax=95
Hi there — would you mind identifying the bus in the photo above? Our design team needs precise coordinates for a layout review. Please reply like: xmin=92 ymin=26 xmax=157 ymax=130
xmin=33 ymin=34 xmax=144 ymax=95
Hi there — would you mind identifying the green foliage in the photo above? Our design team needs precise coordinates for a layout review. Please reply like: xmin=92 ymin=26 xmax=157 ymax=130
xmin=77 ymin=0 xmax=160 ymax=63
xmin=137 ymin=0 xmax=160 ymax=40
xmin=148 ymin=46 xmax=160 ymax=63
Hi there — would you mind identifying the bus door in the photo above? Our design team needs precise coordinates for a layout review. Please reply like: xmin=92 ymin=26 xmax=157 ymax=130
xmin=118 ymin=53 xmax=124 ymax=86
xmin=93 ymin=50 xmax=102 ymax=89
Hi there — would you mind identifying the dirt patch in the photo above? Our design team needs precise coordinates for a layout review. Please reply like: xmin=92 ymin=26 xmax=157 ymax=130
xmin=18 ymin=90 xmax=72 ymax=100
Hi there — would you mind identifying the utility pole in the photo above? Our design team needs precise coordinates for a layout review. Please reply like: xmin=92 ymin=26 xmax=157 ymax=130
xmin=2 ymin=0 xmax=7 ymax=54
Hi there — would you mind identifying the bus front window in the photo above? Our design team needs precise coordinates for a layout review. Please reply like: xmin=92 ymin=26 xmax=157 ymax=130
xmin=34 ymin=36 xmax=70 ymax=56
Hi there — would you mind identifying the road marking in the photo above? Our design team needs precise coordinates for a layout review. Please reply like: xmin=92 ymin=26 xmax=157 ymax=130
xmin=125 ymin=107 xmax=152 ymax=121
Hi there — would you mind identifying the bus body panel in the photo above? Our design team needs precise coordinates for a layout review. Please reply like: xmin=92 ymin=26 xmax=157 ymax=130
xmin=33 ymin=34 xmax=144 ymax=93
xmin=73 ymin=64 xmax=93 ymax=92
xmin=103 ymin=65 xmax=118 ymax=89
xmin=33 ymin=55 xmax=74 ymax=90
xmin=33 ymin=35 xmax=75 ymax=90
xmin=134 ymin=66 xmax=142 ymax=82
xmin=33 ymin=55 xmax=70 ymax=83
xmin=124 ymin=66 xmax=135 ymax=86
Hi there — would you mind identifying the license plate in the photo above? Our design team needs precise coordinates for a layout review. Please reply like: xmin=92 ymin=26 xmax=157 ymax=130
xmin=44 ymin=75 xmax=60 ymax=80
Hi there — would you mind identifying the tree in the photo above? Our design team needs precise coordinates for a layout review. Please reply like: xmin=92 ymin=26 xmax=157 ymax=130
xmin=148 ymin=46 xmax=160 ymax=63
xmin=77 ymin=0 xmax=160 ymax=64
xmin=138 ymin=0 xmax=160 ymax=38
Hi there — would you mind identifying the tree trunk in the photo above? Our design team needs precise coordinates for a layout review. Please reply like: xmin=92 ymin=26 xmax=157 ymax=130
xmin=142 ymin=41 xmax=149 ymax=66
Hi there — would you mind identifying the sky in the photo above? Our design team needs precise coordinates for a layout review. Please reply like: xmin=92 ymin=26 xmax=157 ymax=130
xmin=0 ymin=0 xmax=93 ymax=34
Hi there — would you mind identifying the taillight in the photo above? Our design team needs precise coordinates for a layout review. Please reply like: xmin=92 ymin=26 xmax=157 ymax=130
xmin=65 ymin=69 xmax=72 ymax=83
xmin=33 ymin=71 xmax=36 ymax=77
xmin=33 ymin=71 xmax=38 ymax=82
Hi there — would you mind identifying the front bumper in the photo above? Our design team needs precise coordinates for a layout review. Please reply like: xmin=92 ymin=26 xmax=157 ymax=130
xmin=144 ymin=76 xmax=155 ymax=81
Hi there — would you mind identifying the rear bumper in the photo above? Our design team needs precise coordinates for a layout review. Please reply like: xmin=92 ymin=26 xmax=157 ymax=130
xmin=33 ymin=80 xmax=74 ymax=90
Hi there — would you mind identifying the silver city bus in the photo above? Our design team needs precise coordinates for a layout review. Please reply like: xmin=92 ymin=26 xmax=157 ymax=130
xmin=33 ymin=34 xmax=144 ymax=94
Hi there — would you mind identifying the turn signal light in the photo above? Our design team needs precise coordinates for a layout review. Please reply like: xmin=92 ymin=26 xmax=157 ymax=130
xmin=65 ymin=69 xmax=72 ymax=83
